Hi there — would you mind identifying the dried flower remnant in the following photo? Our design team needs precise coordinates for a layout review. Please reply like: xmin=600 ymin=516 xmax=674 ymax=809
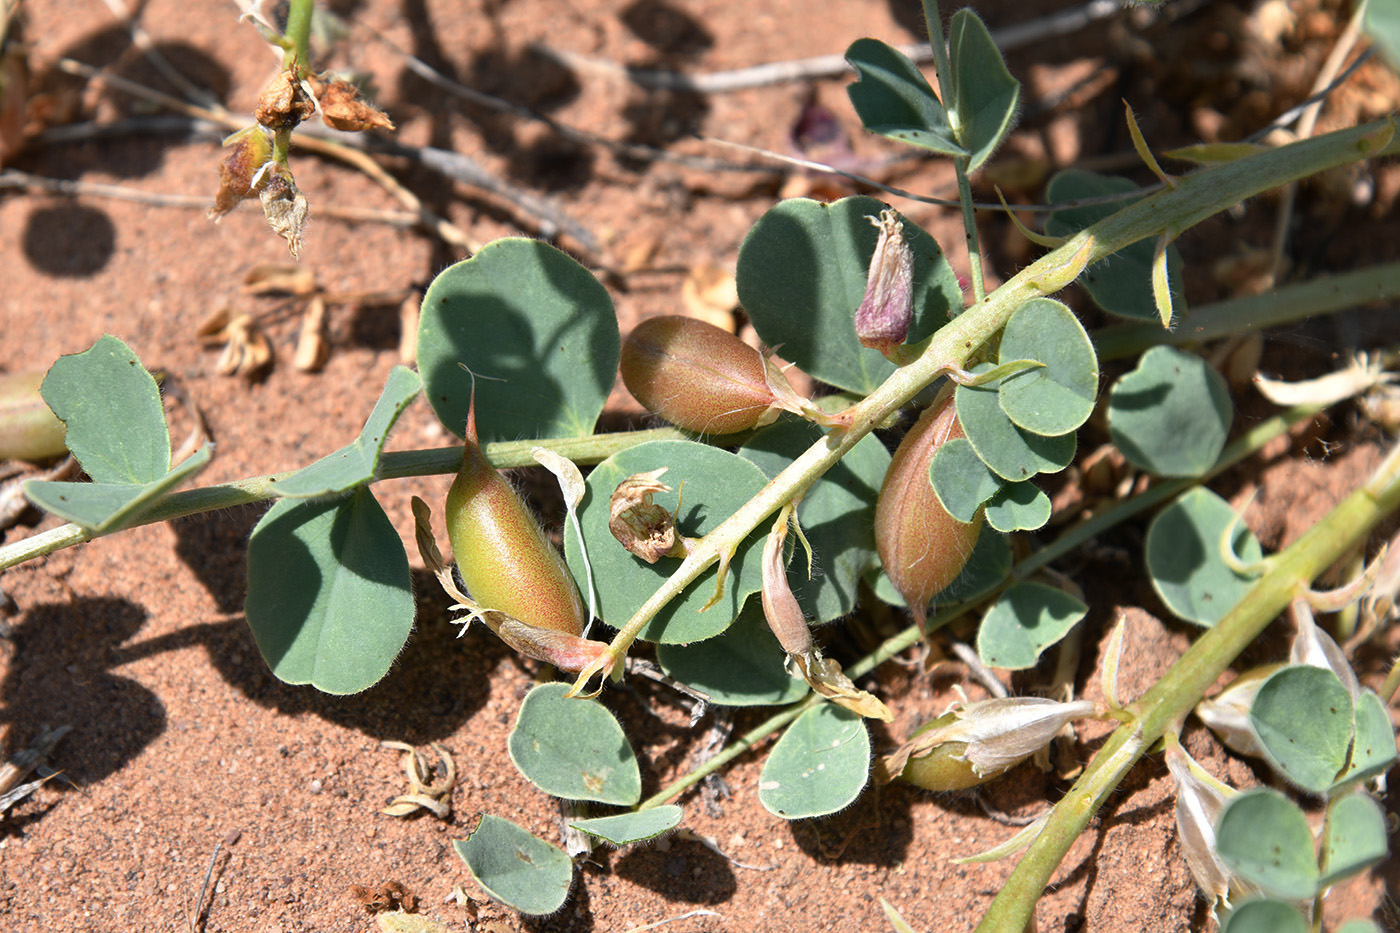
xmin=882 ymin=696 xmax=1096 ymax=790
xmin=255 ymin=67 xmax=315 ymax=130
xmin=209 ymin=124 xmax=273 ymax=219
xmin=854 ymin=209 xmax=914 ymax=360
xmin=259 ymin=170 xmax=310 ymax=259
xmin=609 ymin=468 xmax=692 ymax=563
xmin=313 ymin=77 xmax=395 ymax=132
xmin=760 ymin=506 xmax=891 ymax=721
xmin=1164 ymin=735 xmax=1252 ymax=919
xmin=1193 ymin=664 xmax=1281 ymax=760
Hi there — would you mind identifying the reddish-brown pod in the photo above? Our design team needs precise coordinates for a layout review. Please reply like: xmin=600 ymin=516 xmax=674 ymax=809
xmin=445 ymin=405 xmax=586 ymax=636
xmin=874 ymin=394 xmax=983 ymax=630
xmin=620 ymin=315 xmax=781 ymax=435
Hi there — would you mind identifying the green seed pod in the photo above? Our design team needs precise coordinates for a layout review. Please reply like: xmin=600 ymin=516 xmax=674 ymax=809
xmin=892 ymin=712 xmax=1007 ymax=792
xmin=445 ymin=405 xmax=586 ymax=636
xmin=874 ymin=394 xmax=983 ymax=630
xmin=620 ymin=315 xmax=783 ymax=435
xmin=0 ymin=371 xmax=67 ymax=462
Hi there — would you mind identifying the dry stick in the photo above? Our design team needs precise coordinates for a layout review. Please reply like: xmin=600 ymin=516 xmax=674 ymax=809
xmin=187 ymin=840 xmax=222 ymax=933
xmin=0 ymin=166 xmax=422 ymax=228
xmin=1267 ymin=5 xmax=1370 ymax=282
xmin=532 ymin=0 xmax=1122 ymax=93
xmin=51 ymin=57 xmax=480 ymax=251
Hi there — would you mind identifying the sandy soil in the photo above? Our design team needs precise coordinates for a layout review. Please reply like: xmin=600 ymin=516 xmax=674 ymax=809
xmin=1 ymin=0 xmax=1398 ymax=931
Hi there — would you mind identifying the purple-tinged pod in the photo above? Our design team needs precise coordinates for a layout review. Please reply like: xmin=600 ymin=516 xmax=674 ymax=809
xmin=874 ymin=395 xmax=983 ymax=631
xmin=620 ymin=315 xmax=785 ymax=436
xmin=445 ymin=403 xmax=586 ymax=637
xmin=0 ymin=371 xmax=66 ymax=461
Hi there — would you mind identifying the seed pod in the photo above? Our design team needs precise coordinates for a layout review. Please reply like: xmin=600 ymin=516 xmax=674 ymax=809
xmin=882 ymin=711 xmax=1002 ymax=792
xmin=445 ymin=404 xmax=586 ymax=636
xmin=874 ymin=394 xmax=983 ymax=630
xmin=0 ymin=371 xmax=66 ymax=461
xmin=620 ymin=315 xmax=785 ymax=435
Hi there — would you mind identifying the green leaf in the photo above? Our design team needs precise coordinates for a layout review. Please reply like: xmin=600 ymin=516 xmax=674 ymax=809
xmin=997 ymin=298 xmax=1098 ymax=436
xmin=1216 ymin=789 xmax=1320 ymax=898
xmin=508 ymin=682 xmax=641 ymax=805
xmin=656 ymin=600 xmax=810 ymax=707
xmin=40 ymin=335 xmax=170 ymax=484
xmin=25 ymin=442 xmax=211 ymax=532
xmin=759 ymin=703 xmax=870 ymax=819
xmin=569 ymin=806 xmax=683 ymax=846
xmin=1219 ymin=900 xmax=1309 ymax=933
xmin=956 ymin=365 xmax=1076 ymax=481
xmin=976 ymin=582 xmax=1087 ymax=670
xmin=565 ymin=440 xmax=769 ymax=644
xmin=929 ymin=436 xmax=1003 ymax=523
xmin=1365 ymin=0 xmax=1400 ymax=71
xmin=417 ymin=238 xmax=620 ymax=443
xmin=738 ymin=420 xmax=890 ymax=622
xmin=736 ymin=197 xmax=962 ymax=394
xmin=1319 ymin=793 xmax=1388 ymax=888
xmin=844 ymin=38 xmax=961 ymax=156
xmin=1333 ymin=689 xmax=1399 ymax=788
xmin=1145 ymin=487 xmax=1262 ymax=627
xmin=983 ymin=480 xmax=1051 ymax=533
xmin=1045 ymin=171 xmax=1186 ymax=321
xmin=244 ymin=489 xmax=414 ymax=695
xmin=1108 ymin=346 xmax=1231 ymax=477
xmin=453 ymin=815 xmax=573 ymax=917
xmin=1250 ymin=665 xmax=1354 ymax=794
xmin=274 ymin=367 xmax=422 ymax=498
xmin=1335 ymin=921 xmax=1383 ymax=933
xmin=946 ymin=9 xmax=1021 ymax=172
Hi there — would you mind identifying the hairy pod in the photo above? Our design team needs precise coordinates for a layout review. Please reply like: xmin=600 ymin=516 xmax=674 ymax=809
xmin=0 ymin=371 xmax=66 ymax=461
xmin=874 ymin=394 xmax=983 ymax=630
xmin=620 ymin=315 xmax=783 ymax=435
xmin=445 ymin=407 xmax=586 ymax=636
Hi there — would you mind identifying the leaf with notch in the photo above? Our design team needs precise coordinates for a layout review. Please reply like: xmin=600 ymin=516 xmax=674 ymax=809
xmin=570 ymin=806 xmax=683 ymax=846
xmin=40 ymin=335 xmax=170 ymax=484
xmin=244 ymin=488 xmax=414 ymax=695
xmin=509 ymin=682 xmax=640 ymax=805
xmin=983 ymin=480 xmax=1051 ymax=533
xmin=453 ymin=815 xmax=573 ymax=917
xmin=977 ymin=582 xmax=1087 ymax=670
xmin=845 ymin=38 xmax=960 ymax=156
xmin=759 ymin=703 xmax=870 ymax=819
xmin=418 ymin=238 xmax=619 ymax=443
xmin=946 ymin=9 xmax=1021 ymax=172
xmin=1145 ymin=487 xmax=1261 ymax=627
xmin=1108 ymin=346 xmax=1231 ymax=478
xmin=1250 ymin=665 xmax=1353 ymax=794
xmin=274 ymin=366 xmax=421 ymax=498
xmin=997 ymin=298 xmax=1097 ymax=436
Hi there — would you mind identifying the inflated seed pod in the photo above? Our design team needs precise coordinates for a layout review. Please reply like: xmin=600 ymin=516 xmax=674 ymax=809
xmin=445 ymin=404 xmax=586 ymax=636
xmin=874 ymin=394 xmax=983 ymax=630
xmin=0 ymin=371 xmax=67 ymax=461
xmin=620 ymin=315 xmax=783 ymax=435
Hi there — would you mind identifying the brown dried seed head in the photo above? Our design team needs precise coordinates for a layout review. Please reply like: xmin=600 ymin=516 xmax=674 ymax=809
xmin=255 ymin=69 xmax=315 ymax=129
xmin=260 ymin=171 xmax=309 ymax=259
xmin=314 ymin=79 xmax=395 ymax=132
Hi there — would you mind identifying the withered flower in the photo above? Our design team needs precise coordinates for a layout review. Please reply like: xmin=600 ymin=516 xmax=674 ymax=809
xmin=209 ymin=125 xmax=272 ymax=219
xmin=609 ymin=468 xmax=692 ymax=563
xmin=255 ymin=68 xmax=315 ymax=130
xmin=854 ymin=209 xmax=914 ymax=359
xmin=314 ymin=78 xmax=395 ymax=132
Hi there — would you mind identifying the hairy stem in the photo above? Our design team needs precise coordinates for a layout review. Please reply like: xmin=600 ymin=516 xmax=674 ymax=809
xmin=977 ymin=439 xmax=1400 ymax=932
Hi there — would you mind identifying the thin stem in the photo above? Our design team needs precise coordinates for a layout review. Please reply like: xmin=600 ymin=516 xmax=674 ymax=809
xmin=0 ymin=427 xmax=689 ymax=572
xmin=954 ymin=157 xmax=987 ymax=304
xmin=282 ymin=0 xmax=313 ymax=75
xmin=977 ymin=439 xmax=1400 ymax=932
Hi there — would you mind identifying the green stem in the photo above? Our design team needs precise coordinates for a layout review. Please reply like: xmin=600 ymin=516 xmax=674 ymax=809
xmin=572 ymin=116 xmax=1398 ymax=693
xmin=919 ymin=0 xmax=985 ymax=304
xmin=282 ymin=0 xmax=313 ymax=75
xmin=1093 ymin=260 xmax=1400 ymax=362
xmin=0 ymin=426 xmax=689 ymax=572
xmin=976 ymin=439 xmax=1400 ymax=932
